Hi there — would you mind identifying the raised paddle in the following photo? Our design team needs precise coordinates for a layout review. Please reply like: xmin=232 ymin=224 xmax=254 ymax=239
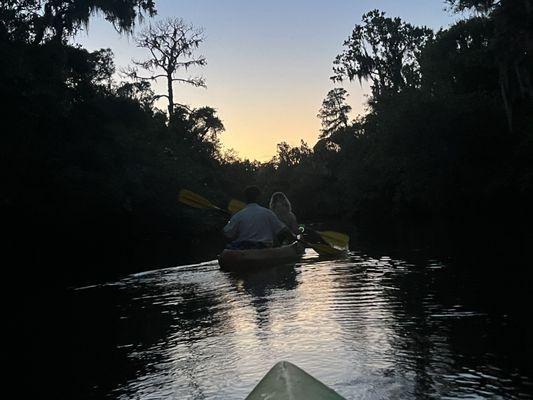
xmin=178 ymin=189 xmax=228 ymax=214
xmin=227 ymin=198 xmax=246 ymax=215
xmin=313 ymin=230 xmax=349 ymax=248
xmin=179 ymin=190 xmax=343 ymax=256
xmin=227 ymin=198 xmax=350 ymax=248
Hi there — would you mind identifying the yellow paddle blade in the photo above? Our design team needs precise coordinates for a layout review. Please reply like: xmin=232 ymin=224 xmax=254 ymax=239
xmin=308 ymin=242 xmax=345 ymax=256
xmin=178 ymin=189 xmax=221 ymax=211
xmin=316 ymin=230 xmax=350 ymax=247
xmin=228 ymin=198 xmax=246 ymax=214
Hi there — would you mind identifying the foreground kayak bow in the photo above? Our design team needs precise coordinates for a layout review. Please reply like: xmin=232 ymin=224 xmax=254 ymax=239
xmin=246 ymin=361 xmax=346 ymax=400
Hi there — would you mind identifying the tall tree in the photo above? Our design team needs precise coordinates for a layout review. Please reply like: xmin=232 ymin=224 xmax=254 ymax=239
xmin=127 ymin=18 xmax=207 ymax=121
xmin=332 ymin=10 xmax=432 ymax=97
xmin=447 ymin=0 xmax=533 ymax=131
xmin=317 ymin=88 xmax=352 ymax=138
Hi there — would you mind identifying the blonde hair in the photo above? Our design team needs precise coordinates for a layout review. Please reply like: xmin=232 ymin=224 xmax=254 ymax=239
xmin=269 ymin=192 xmax=292 ymax=214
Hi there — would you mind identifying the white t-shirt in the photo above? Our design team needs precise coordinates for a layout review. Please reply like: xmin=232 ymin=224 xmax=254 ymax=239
xmin=223 ymin=203 xmax=286 ymax=245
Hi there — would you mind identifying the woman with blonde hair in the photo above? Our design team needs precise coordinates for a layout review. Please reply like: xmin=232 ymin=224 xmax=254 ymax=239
xmin=269 ymin=192 xmax=299 ymax=235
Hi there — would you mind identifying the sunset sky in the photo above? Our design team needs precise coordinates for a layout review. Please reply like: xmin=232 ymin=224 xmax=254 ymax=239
xmin=75 ymin=0 xmax=457 ymax=161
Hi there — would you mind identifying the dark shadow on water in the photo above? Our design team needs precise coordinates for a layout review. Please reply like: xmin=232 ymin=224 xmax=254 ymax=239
xmin=223 ymin=263 xmax=299 ymax=297
xmin=66 ymin=270 xmax=229 ymax=399
xmin=223 ymin=263 xmax=299 ymax=330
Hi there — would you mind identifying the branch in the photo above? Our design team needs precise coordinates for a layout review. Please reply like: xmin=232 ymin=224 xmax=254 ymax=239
xmin=170 ymin=77 xmax=206 ymax=87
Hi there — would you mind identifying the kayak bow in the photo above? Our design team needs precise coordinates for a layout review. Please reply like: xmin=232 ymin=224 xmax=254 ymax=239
xmin=246 ymin=361 xmax=346 ymax=400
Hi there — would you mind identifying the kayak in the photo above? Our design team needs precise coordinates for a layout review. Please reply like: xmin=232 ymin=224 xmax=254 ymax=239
xmin=218 ymin=242 xmax=304 ymax=270
xmin=246 ymin=361 xmax=346 ymax=400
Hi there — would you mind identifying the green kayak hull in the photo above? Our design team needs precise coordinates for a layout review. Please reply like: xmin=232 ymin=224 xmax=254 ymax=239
xmin=218 ymin=242 xmax=304 ymax=270
xmin=245 ymin=361 xmax=346 ymax=400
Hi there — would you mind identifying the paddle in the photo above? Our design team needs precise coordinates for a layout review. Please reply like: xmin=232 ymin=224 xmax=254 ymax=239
xmin=178 ymin=189 xmax=228 ymax=214
xmin=179 ymin=190 xmax=344 ymax=257
xmin=227 ymin=198 xmax=246 ymax=215
xmin=313 ymin=230 xmax=349 ymax=248
xmin=227 ymin=198 xmax=349 ymax=248
xmin=304 ymin=241 xmax=345 ymax=256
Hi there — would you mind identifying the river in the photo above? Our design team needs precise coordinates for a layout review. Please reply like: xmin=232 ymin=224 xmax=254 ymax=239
xmin=68 ymin=245 xmax=532 ymax=399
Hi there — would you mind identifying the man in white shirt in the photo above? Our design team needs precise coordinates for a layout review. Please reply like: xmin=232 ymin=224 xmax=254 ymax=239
xmin=223 ymin=186 xmax=292 ymax=249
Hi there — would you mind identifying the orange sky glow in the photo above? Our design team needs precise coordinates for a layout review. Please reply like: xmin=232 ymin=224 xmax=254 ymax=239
xmin=76 ymin=0 xmax=455 ymax=161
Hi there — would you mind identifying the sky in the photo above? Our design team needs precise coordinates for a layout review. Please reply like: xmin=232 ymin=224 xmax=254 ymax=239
xmin=75 ymin=0 xmax=458 ymax=161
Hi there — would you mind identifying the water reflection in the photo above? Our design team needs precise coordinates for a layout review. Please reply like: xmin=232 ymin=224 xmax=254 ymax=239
xmin=69 ymin=250 xmax=533 ymax=399
xmin=224 ymin=264 xmax=299 ymax=331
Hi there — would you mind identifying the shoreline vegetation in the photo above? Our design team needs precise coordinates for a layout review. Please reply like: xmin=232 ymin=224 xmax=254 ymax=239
xmin=1 ymin=1 xmax=531 ymax=286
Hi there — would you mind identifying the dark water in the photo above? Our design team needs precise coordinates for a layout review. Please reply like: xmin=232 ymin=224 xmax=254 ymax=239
xmin=68 ymin=248 xmax=533 ymax=399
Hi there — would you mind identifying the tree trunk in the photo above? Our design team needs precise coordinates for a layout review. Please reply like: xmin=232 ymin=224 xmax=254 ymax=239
xmin=499 ymin=63 xmax=513 ymax=133
xmin=167 ymin=73 xmax=174 ymax=121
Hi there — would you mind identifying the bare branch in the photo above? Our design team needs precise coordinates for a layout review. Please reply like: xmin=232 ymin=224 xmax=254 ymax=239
xmin=170 ymin=77 xmax=206 ymax=87
xmin=127 ymin=17 xmax=207 ymax=120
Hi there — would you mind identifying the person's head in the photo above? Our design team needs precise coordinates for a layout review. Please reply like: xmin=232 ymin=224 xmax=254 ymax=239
xmin=244 ymin=185 xmax=261 ymax=203
xmin=269 ymin=192 xmax=291 ymax=213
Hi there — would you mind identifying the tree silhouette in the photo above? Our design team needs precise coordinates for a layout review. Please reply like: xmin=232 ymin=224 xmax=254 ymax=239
xmin=317 ymin=88 xmax=352 ymax=139
xmin=19 ymin=0 xmax=156 ymax=44
xmin=445 ymin=0 xmax=497 ymax=13
xmin=127 ymin=18 xmax=207 ymax=121
xmin=447 ymin=0 xmax=533 ymax=131
xmin=332 ymin=10 xmax=432 ymax=97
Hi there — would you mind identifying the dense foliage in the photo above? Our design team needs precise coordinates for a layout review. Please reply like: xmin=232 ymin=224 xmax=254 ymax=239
xmin=1 ymin=1 xmax=531 ymax=284
xmin=252 ymin=4 xmax=532 ymax=232
xmin=1 ymin=1 xmax=235 ymax=284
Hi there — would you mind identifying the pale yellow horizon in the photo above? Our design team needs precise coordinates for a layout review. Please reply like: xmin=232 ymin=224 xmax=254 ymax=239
xmin=76 ymin=0 xmax=455 ymax=161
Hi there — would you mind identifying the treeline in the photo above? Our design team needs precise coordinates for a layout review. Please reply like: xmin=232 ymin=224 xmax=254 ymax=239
xmin=1 ymin=1 xmax=531 ymax=284
xmin=0 ymin=1 xmax=249 ymax=284
xmin=250 ymin=1 xmax=532 ymax=235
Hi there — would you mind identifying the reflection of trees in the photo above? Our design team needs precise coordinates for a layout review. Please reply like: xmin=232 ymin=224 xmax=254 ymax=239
xmin=381 ymin=263 xmax=440 ymax=398
xmin=68 ymin=267 xmax=229 ymax=399
xmin=334 ymin=247 xmax=532 ymax=398
xmin=328 ymin=253 xmax=451 ymax=398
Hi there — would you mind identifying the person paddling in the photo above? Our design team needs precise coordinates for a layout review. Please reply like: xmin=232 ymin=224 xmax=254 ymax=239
xmin=269 ymin=192 xmax=299 ymax=235
xmin=223 ymin=186 xmax=293 ymax=249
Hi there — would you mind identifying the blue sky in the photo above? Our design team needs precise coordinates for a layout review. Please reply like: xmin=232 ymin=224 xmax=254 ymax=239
xmin=75 ymin=0 xmax=458 ymax=160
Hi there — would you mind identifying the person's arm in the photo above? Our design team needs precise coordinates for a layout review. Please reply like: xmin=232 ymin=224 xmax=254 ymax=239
xmin=276 ymin=226 xmax=297 ymax=244
xmin=269 ymin=211 xmax=297 ymax=243
xmin=223 ymin=215 xmax=239 ymax=241
xmin=288 ymin=212 xmax=299 ymax=234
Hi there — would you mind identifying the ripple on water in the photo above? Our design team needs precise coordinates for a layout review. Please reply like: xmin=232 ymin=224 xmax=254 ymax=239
xmin=71 ymin=253 xmax=533 ymax=400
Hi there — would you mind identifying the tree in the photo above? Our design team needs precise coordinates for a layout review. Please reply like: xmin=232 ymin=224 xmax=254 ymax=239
xmin=170 ymin=105 xmax=225 ymax=158
xmin=127 ymin=18 xmax=207 ymax=121
xmin=332 ymin=10 xmax=433 ymax=97
xmin=275 ymin=141 xmax=312 ymax=168
xmin=317 ymin=88 xmax=352 ymax=138
xmin=446 ymin=0 xmax=533 ymax=131
xmin=115 ymin=81 xmax=156 ymax=111
xmin=445 ymin=0 xmax=498 ymax=13
xmin=0 ymin=0 xmax=40 ymax=42
xmin=7 ymin=0 xmax=157 ymax=44
xmin=189 ymin=106 xmax=225 ymax=143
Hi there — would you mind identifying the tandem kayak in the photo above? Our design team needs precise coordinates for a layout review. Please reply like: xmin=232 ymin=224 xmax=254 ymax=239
xmin=246 ymin=361 xmax=346 ymax=400
xmin=218 ymin=242 xmax=305 ymax=270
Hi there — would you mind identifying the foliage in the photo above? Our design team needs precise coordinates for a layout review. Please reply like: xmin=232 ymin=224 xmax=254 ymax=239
xmin=252 ymin=4 xmax=532 ymax=228
xmin=0 ymin=2 xmax=229 ymax=283
xmin=0 ymin=0 xmax=156 ymax=44
xmin=332 ymin=10 xmax=433 ymax=97
xmin=1 ymin=0 xmax=531 ymax=284
xmin=170 ymin=105 xmax=225 ymax=159
xmin=317 ymin=88 xmax=351 ymax=139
